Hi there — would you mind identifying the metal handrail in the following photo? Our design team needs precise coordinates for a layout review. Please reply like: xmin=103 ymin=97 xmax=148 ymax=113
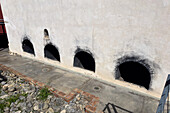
xmin=156 ymin=74 xmax=170 ymax=113
xmin=103 ymin=103 xmax=133 ymax=113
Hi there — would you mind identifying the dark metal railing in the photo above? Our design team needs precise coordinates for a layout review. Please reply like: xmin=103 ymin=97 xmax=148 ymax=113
xmin=103 ymin=103 xmax=133 ymax=113
xmin=156 ymin=74 xmax=170 ymax=113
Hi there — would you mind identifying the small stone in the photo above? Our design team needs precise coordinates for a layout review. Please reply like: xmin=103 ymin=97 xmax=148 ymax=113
xmin=2 ymin=84 xmax=8 ymax=90
xmin=8 ymin=84 xmax=15 ymax=92
xmin=20 ymin=102 xmax=26 ymax=108
xmin=51 ymin=97 xmax=56 ymax=103
xmin=27 ymin=96 xmax=33 ymax=102
xmin=16 ymin=78 xmax=20 ymax=82
xmin=10 ymin=102 xmax=15 ymax=107
xmin=21 ymin=110 xmax=26 ymax=113
xmin=15 ymin=85 xmax=20 ymax=90
xmin=19 ymin=96 xmax=25 ymax=100
xmin=33 ymin=105 xmax=39 ymax=111
xmin=45 ymin=99 xmax=50 ymax=103
xmin=8 ymin=81 xmax=14 ymax=85
xmin=12 ymin=107 xmax=18 ymax=111
xmin=4 ymin=107 xmax=9 ymax=112
xmin=34 ymin=101 xmax=39 ymax=105
xmin=76 ymin=97 xmax=81 ymax=101
xmin=22 ymin=107 xmax=27 ymax=111
xmin=55 ymin=107 xmax=61 ymax=112
xmin=43 ymin=102 xmax=49 ymax=110
xmin=13 ymin=91 xmax=19 ymax=95
xmin=79 ymin=105 xmax=83 ymax=110
xmin=10 ymin=107 xmax=14 ymax=112
xmin=9 ymin=73 xmax=15 ymax=77
xmin=25 ymin=90 xmax=33 ymax=94
xmin=24 ymin=84 xmax=30 ymax=87
xmin=16 ymin=103 xmax=21 ymax=108
xmin=23 ymin=86 xmax=30 ymax=92
xmin=0 ymin=94 xmax=8 ymax=99
xmin=60 ymin=109 xmax=66 ymax=113
xmin=49 ymin=102 xmax=55 ymax=107
xmin=65 ymin=104 xmax=69 ymax=109
xmin=38 ymin=103 xmax=43 ymax=110
xmin=15 ymin=111 xmax=21 ymax=113
xmin=15 ymin=99 xmax=20 ymax=104
xmin=47 ymin=95 xmax=53 ymax=100
xmin=27 ymin=102 xmax=33 ymax=108
xmin=8 ymin=87 xmax=15 ymax=92
xmin=82 ymin=110 xmax=86 ymax=113
xmin=84 ymin=100 xmax=88 ymax=104
xmin=76 ymin=94 xmax=80 ymax=101
xmin=8 ymin=92 xmax=13 ymax=96
xmin=0 ymin=90 xmax=6 ymax=95
xmin=1 ymin=81 xmax=6 ymax=85
xmin=46 ymin=108 xmax=54 ymax=113
xmin=55 ymin=98 xmax=64 ymax=106
xmin=68 ymin=109 xmax=75 ymax=113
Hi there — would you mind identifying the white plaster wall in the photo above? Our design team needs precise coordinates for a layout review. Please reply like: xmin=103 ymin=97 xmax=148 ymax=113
xmin=1 ymin=0 xmax=170 ymax=95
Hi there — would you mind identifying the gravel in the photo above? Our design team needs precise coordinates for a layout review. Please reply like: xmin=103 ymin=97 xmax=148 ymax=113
xmin=0 ymin=70 xmax=88 ymax=113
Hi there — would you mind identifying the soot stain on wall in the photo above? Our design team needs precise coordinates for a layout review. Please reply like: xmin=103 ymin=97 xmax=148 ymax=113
xmin=74 ymin=46 xmax=94 ymax=56
xmin=21 ymin=36 xmax=35 ymax=56
xmin=74 ymin=46 xmax=96 ymax=72
xmin=44 ymin=42 xmax=60 ymax=62
xmin=114 ymin=55 xmax=160 ymax=90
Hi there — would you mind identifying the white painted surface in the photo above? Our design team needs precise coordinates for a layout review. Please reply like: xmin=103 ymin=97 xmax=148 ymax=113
xmin=1 ymin=0 xmax=170 ymax=95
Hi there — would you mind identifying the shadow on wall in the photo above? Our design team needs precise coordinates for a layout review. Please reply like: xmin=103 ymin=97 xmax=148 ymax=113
xmin=0 ymin=34 xmax=8 ymax=48
xmin=44 ymin=43 xmax=60 ymax=62
xmin=73 ymin=49 xmax=95 ymax=72
xmin=22 ymin=38 xmax=35 ymax=56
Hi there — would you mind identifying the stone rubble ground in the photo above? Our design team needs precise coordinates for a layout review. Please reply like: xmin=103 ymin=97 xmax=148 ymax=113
xmin=0 ymin=70 xmax=89 ymax=113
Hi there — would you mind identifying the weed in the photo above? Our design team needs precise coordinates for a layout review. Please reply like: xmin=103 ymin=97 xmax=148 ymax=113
xmin=6 ymin=95 xmax=20 ymax=105
xmin=20 ymin=80 xmax=25 ymax=83
xmin=0 ymin=98 xmax=8 ymax=113
xmin=37 ymin=87 xmax=51 ymax=100
xmin=21 ymin=93 xmax=28 ymax=97
xmin=18 ymin=99 xmax=24 ymax=103
xmin=0 ymin=102 xmax=6 ymax=113
xmin=15 ymin=93 xmax=27 ymax=104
